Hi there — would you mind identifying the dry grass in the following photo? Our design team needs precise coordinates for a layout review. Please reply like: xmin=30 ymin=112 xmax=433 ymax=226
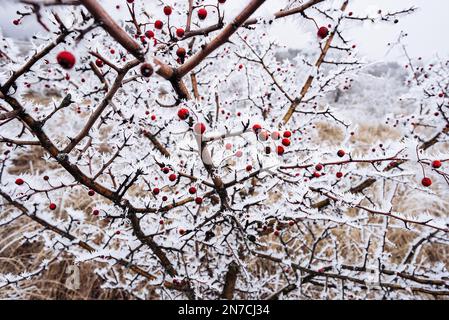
xmin=1 ymin=102 xmax=448 ymax=300
xmin=0 ymin=215 xmax=133 ymax=299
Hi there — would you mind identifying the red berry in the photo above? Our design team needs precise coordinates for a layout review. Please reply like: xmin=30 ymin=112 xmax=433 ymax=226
xmin=193 ymin=123 xmax=206 ymax=134
xmin=246 ymin=165 xmax=253 ymax=172
xmin=95 ymin=58 xmax=104 ymax=67
xmin=422 ymin=177 xmax=432 ymax=187
xmin=277 ymin=146 xmax=285 ymax=155
xmin=56 ymin=51 xmax=76 ymax=70
xmin=252 ymin=124 xmax=262 ymax=133
xmin=195 ymin=197 xmax=203 ymax=205
xmin=152 ymin=188 xmax=160 ymax=195
xmin=258 ymin=131 xmax=269 ymax=141
xmin=336 ymin=172 xmax=343 ymax=179
xmin=176 ymin=28 xmax=185 ymax=38
xmin=198 ymin=8 xmax=208 ymax=20
xmin=169 ymin=174 xmax=177 ymax=182
xmin=127 ymin=0 xmax=134 ymax=3
xmin=49 ymin=203 xmax=57 ymax=210
xmin=159 ymin=219 xmax=164 ymax=225
xmin=337 ymin=149 xmax=345 ymax=157
xmin=162 ymin=167 xmax=170 ymax=174
xmin=274 ymin=230 xmax=280 ymax=236
xmin=163 ymin=5 xmax=172 ymax=16
xmin=179 ymin=228 xmax=186 ymax=235
xmin=13 ymin=20 xmax=20 ymax=26
xmin=281 ymin=138 xmax=291 ymax=147
xmin=317 ymin=26 xmax=329 ymax=39
xmin=315 ymin=164 xmax=324 ymax=171
xmin=154 ymin=20 xmax=163 ymax=29
xmin=288 ymin=220 xmax=295 ymax=227
xmin=218 ymin=0 xmax=226 ymax=3
xmin=283 ymin=131 xmax=292 ymax=138
xmin=162 ymin=195 xmax=168 ymax=201
xmin=140 ymin=63 xmax=154 ymax=77
xmin=176 ymin=47 xmax=186 ymax=58
xmin=145 ymin=30 xmax=155 ymax=38
xmin=432 ymin=160 xmax=442 ymax=169
xmin=225 ymin=143 xmax=232 ymax=150
xmin=235 ymin=150 xmax=243 ymax=158
xmin=271 ymin=131 xmax=280 ymax=140
xmin=15 ymin=178 xmax=24 ymax=185
xmin=88 ymin=189 xmax=95 ymax=196
xmin=177 ymin=108 xmax=190 ymax=120
xmin=115 ymin=230 xmax=121 ymax=235
xmin=188 ymin=186 xmax=197 ymax=194
xmin=313 ymin=172 xmax=321 ymax=178
xmin=92 ymin=209 xmax=99 ymax=216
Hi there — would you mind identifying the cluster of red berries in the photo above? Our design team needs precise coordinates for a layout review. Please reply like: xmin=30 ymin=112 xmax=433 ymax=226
xmin=252 ymin=124 xmax=293 ymax=156
xmin=151 ymin=4 xmax=210 ymax=47
xmin=56 ymin=2 xmax=226 ymax=74
xmin=312 ymin=150 xmax=347 ymax=179
xmin=312 ymin=163 xmax=324 ymax=178
xmin=15 ymin=178 xmax=57 ymax=210
xmin=163 ymin=6 xmax=186 ymax=41
xmin=187 ymin=186 xmax=203 ymax=204
xmin=421 ymin=160 xmax=443 ymax=187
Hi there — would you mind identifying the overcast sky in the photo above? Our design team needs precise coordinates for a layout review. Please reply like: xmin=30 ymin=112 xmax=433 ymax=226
xmin=0 ymin=0 xmax=447 ymax=62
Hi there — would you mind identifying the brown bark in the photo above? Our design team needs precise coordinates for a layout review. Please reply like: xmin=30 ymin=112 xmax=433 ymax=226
xmin=282 ymin=0 xmax=349 ymax=124
xmin=79 ymin=0 xmax=144 ymax=61
xmin=178 ymin=0 xmax=267 ymax=77
xmin=221 ymin=261 xmax=240 ymax=299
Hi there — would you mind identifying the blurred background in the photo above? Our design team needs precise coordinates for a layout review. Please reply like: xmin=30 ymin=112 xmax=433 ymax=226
xmin=0 ymin=0 xmax=447 ymax=61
